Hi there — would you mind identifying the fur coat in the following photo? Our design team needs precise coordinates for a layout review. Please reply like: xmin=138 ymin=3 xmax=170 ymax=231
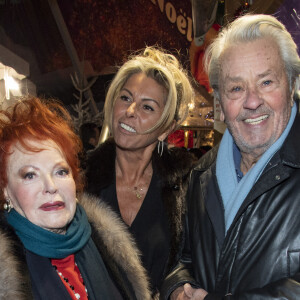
xmin=0 ymin=193 xmax=151 ymax=300
xmin=85 ymin=138 xmax=198 ymax=279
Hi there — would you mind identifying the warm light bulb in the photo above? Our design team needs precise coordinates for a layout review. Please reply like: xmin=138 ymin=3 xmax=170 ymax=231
xmin=5 ymin=76 xmax=20 ymax=91
xmin=4 ymin=73 xmax=20 ymax=100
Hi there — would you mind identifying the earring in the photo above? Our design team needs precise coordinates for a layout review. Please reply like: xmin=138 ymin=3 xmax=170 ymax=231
xmin=158 ymin=140 xmax=164 ymax=157
xmin=4 ymin=198 xmax=12 ymax=213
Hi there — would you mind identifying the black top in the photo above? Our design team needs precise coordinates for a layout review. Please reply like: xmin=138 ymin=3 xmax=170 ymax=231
xmin=26 ymin=238 xmax=123 ymax=300
xmin=100 ymin=171 xmax=170 ymax=294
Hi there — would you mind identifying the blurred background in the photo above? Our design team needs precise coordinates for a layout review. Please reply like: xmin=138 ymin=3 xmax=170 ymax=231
xmin=1 ymin=0 xmax=299 ymax=150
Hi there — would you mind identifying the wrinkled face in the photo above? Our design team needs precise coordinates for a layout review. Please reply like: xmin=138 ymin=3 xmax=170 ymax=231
xmin=4 ymin=139 xmax=76 ymax=233
xmin=219 ymin=38 xmax=292 ymax=156
xmin=112 ymin=72 xmax=169 ymax=150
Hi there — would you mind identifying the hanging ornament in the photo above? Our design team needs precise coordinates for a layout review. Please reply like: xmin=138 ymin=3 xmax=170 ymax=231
xmin=234 ymin=0 xmax=252 ymax=19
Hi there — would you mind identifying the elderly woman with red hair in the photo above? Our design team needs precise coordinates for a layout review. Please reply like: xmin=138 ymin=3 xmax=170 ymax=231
xmin=0 ymin=96 xmax=151 ymax=300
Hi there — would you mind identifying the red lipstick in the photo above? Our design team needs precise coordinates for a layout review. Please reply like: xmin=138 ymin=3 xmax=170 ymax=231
xmin=39 ymin=201 xmax=65 ymax=211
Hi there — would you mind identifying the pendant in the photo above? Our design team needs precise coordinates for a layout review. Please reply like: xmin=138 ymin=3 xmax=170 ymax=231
xmin=133 ymin=186 xmax=143 ymax=199
xmin=135 ymin=191 xmax=142 ymax=199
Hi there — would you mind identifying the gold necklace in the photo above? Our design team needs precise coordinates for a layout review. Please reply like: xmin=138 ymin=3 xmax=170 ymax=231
xmin=127 ymin=186 xmax=144 ymax=199
xmin=123 ymin=168 xmax=153 ymax=199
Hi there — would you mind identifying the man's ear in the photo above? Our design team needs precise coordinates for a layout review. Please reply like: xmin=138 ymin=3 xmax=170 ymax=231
xmin=291 ymin=82 xmax=296 ymax=107
xmin=216 ymin=97 xmax=225 ymax=122
xmin=220 ymin=109 xmax=225 ymax=122
xmin=158 ymin=121 xmax=176 ymax=141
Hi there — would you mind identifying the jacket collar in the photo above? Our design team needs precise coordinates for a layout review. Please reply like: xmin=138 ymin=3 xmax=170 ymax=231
xmin=279 ymin=101 xmax=300 ymax=168
xmin=195 ymin=101 xmax=300 ymax=242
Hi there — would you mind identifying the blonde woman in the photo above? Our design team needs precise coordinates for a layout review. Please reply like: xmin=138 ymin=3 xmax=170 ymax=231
xmin=85 ymin=46 xmax=197 ymax=297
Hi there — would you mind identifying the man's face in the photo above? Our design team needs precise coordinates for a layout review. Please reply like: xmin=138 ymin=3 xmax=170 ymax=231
xmin=219 ymin=38 xmax=292 ymax=157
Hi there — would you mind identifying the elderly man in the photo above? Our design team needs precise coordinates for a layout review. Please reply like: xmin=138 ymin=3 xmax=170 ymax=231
xmin=161 ymin=14 xmax=300 ymax=300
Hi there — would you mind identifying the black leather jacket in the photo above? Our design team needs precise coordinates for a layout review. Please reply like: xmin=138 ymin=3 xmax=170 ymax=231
xmin=161 ymin=105 xmax=300 ymax=299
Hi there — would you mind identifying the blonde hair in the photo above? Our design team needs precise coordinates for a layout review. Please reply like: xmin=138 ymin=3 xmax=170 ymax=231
xmin=104 ymin=46 xmax=194 ymax=135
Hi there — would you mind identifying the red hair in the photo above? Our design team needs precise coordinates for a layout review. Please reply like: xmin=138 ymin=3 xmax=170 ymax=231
xmin=0 ymin=96 xmax=83 ymax=203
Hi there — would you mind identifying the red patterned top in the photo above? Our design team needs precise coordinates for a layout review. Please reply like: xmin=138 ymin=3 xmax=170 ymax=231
xmin=52 ymin=254 xmax=88 ymax=300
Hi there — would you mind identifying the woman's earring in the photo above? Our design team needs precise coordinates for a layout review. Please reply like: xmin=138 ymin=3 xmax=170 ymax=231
xmin=158 ymin=140 xmax=164 ymax=157
xmin=4 ymin=198 xmax=12 ymax=212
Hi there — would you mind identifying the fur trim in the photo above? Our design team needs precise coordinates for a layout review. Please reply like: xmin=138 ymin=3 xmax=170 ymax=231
xmin=79 ymin=193 xmax=152 ymax=300
xmin=0 ymin=216 xmax=33 ymax=299
xmin=150 ymin=144 xmax=198 ymax=272
xmin=0 ymin=196 xmax=151 ymax=299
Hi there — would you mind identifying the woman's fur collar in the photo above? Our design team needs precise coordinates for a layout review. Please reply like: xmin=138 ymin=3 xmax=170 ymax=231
xmin=79 ymin=193 xmax=152 ymax=299
xmin=0 ymin=194 xmax=151 ymax=300
xmin=0 ymin=214 xmax=35 ymax=299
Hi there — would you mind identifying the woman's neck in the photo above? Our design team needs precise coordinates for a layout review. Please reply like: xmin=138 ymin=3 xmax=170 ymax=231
xmin=115 ymin=147 xmax=153 ymax=185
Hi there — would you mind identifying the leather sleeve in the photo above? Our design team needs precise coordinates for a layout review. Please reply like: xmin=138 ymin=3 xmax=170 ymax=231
xmin=215 ymin=274 xmax=300 ymax=300
xmin=159 ymin=188 xmax=201 ymax=299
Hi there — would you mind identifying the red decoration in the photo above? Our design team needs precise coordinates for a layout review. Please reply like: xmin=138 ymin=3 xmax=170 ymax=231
xmin=189 ymin=23 xmax=220 ymax=92
xmin=168 ymin=129 xmax=194 ymax=148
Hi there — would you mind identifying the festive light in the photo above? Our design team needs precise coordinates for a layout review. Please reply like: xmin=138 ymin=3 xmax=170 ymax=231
xmin=0 ymin=64 xmax=24 ymax=102
xmin=4 ymin=68 xmax=20 ymax=100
